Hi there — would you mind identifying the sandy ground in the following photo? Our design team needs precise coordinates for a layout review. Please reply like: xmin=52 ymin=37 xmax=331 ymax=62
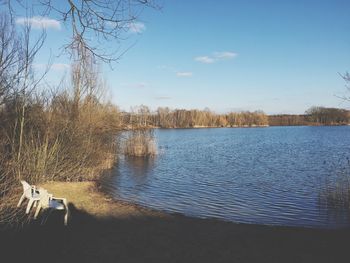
xmin=1 ymin=181 xmax=349 ymax=263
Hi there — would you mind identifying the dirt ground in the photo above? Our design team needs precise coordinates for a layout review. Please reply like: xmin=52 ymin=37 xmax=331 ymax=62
xmin=1 ymin=182 xmax=349 ymax=263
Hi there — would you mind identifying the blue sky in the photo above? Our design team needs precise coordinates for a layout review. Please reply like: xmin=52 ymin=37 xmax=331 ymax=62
xmin=9 ymin=0 xmax=350 ymax=114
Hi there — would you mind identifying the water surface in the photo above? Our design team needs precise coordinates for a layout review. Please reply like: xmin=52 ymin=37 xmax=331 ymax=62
xmin=102 ymin=126 xmax=350 ymax=228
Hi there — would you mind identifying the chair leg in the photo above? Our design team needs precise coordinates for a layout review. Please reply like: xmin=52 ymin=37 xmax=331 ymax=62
xmin=63 ymin=201 xmax=69 ymax=226
xmin=34 ymin=203 xmax=42 ymax=219
xmin=64 ymin=210 xmax=68 ymax=226
xmin=26 ymin=199 xmax=35 ymax=214
xmin=17 ymin=194 xmax=25 ymax=207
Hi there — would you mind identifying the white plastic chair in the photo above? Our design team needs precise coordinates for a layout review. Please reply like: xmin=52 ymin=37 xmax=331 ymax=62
xmin=34 ymin=189 xmax=69 ymax=226
xmin=17 ymin=180 xmax=41 ymax=214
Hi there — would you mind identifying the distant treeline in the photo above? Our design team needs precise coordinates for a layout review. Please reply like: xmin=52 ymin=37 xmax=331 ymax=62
xmin=123 ymin=107 xmax=268 ymax=128
xmin=269 ymin=107 xmax=350 ymax=126
xmin=122 ymin=106 xmax=350 ymax=128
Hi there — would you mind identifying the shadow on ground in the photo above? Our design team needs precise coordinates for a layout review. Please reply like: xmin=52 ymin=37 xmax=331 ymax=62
xmin=1 ymin=203 xmax=349 ymax=263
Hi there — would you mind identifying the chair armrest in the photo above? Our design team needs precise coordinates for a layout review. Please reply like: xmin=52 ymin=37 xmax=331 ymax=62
xmin=52 ymin=197 xmax=66 ymax=201
xmin=52 ymin=197 xmax=67 ymax=206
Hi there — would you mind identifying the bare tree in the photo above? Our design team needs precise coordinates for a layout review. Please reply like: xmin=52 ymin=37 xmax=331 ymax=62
xmin=3 ymin=0 xmax=157 ymax=64
xmin=0 ymin=13 xmax=19 ymax=105
xmin=340 ymin=72 xmax=350 ymax=102
xmin=0 ymin=12 xmax=48 ymax=224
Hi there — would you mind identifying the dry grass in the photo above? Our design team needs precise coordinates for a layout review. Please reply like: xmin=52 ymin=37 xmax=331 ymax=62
xmin=39 ymin=181 xmax=166 ymax=219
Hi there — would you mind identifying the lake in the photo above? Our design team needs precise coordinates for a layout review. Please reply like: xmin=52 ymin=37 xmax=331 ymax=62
xmin=101 ymin=126 xmax=350 ymax=228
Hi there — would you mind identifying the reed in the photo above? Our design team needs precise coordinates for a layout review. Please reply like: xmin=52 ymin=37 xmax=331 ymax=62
xmin=318 ymin=159 xmax=350 ymax=214
xmin=123 ymin=130 xmax=157 ymax=157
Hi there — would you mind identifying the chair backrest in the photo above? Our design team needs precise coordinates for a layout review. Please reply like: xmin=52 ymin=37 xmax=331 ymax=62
xmin=37 ymin=189 xmax=51 ymax=208
xmin=20 ymin=180 xmax=32 ymax=198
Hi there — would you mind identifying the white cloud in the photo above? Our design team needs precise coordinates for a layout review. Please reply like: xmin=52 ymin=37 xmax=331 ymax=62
xmin=195 ymin=51 xmax=237 ymax=64
xmin=176 ymin=72 xmax=193 ymax=77
xmin=128 ymin=22 xmax=146 ymax=33
xmin=195 ymin=56 xmax=215 ymax=64
xmin=16 ymin=16 xmax=61 ymax=30
xmin=213 ymin=51 xmax=237 ymax=59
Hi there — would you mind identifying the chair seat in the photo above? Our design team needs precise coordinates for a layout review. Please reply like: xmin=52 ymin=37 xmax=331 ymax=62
xmin=32 ymin=193 xmax=41 ymax=199
xmin=49 ymin=200 xmax=65 ymax=210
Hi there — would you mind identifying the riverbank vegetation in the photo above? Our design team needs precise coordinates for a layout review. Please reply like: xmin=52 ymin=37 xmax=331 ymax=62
xmin=0 ymin=15 xmax=122 ymax=225
xmin=122 ymin=105 xmax=350 ymax=129
xmin=269 ymin=107 xmax=350 ymax=126
xmin=123 ymin=107 xmax=269 ymax=128
xmin=0 ymin=0 xmax=163 ymax=226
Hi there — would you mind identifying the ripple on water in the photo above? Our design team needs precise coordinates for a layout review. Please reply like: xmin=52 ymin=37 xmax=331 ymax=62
xmin=101 ymin=127 xmax=350 ymax=228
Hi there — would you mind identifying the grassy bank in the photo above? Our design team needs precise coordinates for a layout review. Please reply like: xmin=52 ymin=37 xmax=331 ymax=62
xmin=39 ymin=181 xmax=166 ymax=219
xmin=1 ymin=181 xmax=349 ymax=263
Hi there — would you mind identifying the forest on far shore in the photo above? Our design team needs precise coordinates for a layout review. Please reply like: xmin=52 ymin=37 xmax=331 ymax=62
xmin=121 ymin=106 xmax=350 ymax=128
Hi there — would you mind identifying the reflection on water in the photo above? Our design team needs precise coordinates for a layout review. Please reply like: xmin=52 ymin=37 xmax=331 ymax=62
xmin=102 ymin=156 xmax=155 ymax=199
xmin=101 ymin=126 xmax=350 ymax=228
xmin=123 ymin=156 xmax=155 ymax=178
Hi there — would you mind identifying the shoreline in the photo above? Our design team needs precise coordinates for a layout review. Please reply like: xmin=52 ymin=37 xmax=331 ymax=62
xmin=126 ymin=124 xmax=350 ymax=130
xmin=2 ymin=181 xmax=349 ymax=263
xmin=97 ymin=182 xmax=348 ymax=231
xmin=38 ymin=181 xmax=350 ymax=231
